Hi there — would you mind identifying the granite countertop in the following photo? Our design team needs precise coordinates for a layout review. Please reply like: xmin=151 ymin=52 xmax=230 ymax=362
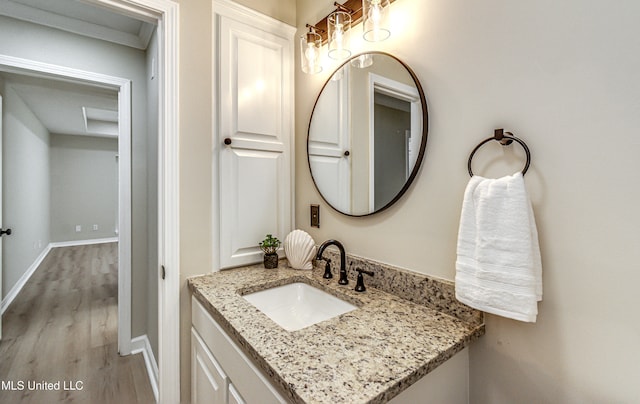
xmin=188 ymin=263 xmax=485 ymax=404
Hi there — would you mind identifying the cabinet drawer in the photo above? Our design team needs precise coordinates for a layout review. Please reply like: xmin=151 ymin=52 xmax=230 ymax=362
xmin=192 ymin=297 xmax=287 ymax=404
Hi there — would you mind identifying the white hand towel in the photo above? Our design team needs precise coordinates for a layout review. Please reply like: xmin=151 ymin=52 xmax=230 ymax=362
xmin=455 ymin=172 xmax=542 ymax=322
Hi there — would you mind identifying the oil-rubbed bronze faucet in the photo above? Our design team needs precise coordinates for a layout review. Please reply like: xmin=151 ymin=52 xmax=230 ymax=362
xmin=316 ymin=239 xmax=348 ymax=285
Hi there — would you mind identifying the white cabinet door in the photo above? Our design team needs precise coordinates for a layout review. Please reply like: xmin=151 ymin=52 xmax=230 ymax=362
xmin=215 ymin=2 xmax=295 ymax=268
xmin=191 ymin=328 xmax=228 ymax=404
xmin=228 ymin=384 xmax=246 ymax=404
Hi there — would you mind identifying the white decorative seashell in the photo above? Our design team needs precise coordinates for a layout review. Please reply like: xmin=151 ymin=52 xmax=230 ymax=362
xmin=284 ymin=230 xmax=316 ymax=270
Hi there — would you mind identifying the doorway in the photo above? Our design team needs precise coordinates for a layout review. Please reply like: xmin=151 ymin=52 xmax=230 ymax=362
xmin=0 ymin=0 xmax=180 ymax=402
xmin=0 ymin=54 xmax=133 ymax=348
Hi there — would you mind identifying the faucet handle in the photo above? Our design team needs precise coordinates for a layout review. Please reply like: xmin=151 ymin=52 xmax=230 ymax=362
xmin=354 ymin=268 xmax=374 ymax=292
xmin=322 ymin=258 xmax=333 ymax=279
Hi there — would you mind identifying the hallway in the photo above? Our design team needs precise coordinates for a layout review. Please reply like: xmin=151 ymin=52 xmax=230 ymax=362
xmin=0 ymin=243 xmax=154 ymax=403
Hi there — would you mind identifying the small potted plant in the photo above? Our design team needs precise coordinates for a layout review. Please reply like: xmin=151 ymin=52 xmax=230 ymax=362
xmin=259 ymin=234 xmax=281 ymax=269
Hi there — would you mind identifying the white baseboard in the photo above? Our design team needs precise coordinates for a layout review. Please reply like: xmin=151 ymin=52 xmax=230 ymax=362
xmin=50 ymin=237 xmax=119 ymax=248
xmin=131 ymin=335 xmax=159 ymax=403
xmin=1 ymin=244 xmax=52 ymax=315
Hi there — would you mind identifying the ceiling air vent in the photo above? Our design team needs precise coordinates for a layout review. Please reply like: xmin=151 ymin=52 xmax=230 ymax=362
xmin=82 ymin=106 xmax=118 ymax=137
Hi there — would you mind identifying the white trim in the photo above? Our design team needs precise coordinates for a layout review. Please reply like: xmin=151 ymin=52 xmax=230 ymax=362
xmin=117 ymin=78 xmax=133 ymax=356
xmin=49 ymin=237 xmax=119 ymax=248
xmin=92 ymin=1 xmax=181 ymax=402
xmin=213 ymin=0 xmax=296 ymax=37
xmin=0 ymin=54 xmax=133 ymax=357
xmin=367 ymin=72 xmax=420 ymax=211
xmin=154 ymin=2 xmax=181 ymax=404
xmin=0 ymin=244 xmax=51 ymax=315
xmin=132 ymin=334 xmax=159 ymax=402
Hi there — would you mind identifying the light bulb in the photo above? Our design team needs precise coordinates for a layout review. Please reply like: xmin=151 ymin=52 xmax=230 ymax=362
xmin=301 ymin=29 xmax=322 ymax=74
xmin=305 ymin=43 xmax=318 ymax=65
xmin=369 ymin=2 xmax=382 ymax=24
xmin=332 ymin=23 xmax=344 ymax=44
xmin=363 ymin=0 xmax=390 ymax=42
xmin=328 ymin=11 xmax=351 ymax=60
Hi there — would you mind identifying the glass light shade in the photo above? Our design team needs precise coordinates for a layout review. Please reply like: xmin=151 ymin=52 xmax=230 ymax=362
xmin=363 ymin=0 xmax=391 ymax=42
xmin=300 ymin=30 xmax=323 ymax=74
xmin=350 ymin=53 xmax=374 ymax=69
xmin=327 ymin=11 xmax=352 ymax=60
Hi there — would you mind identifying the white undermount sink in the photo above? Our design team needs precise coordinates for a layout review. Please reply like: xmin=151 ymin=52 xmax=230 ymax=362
xmin=242 ymin=282 xmax=358 ymax=331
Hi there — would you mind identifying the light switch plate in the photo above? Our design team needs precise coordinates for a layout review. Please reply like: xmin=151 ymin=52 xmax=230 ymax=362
xmin=311 ymin=204 xmax=320 ymax=228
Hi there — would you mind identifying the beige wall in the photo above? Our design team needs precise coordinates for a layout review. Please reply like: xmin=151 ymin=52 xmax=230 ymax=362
xmin=296 ymin=0 xmax=640 ymax=402
xmin=234 ymin=0 xmax=296 ymax=25
xmin=177 ymin=0 xmax=212 ymax=401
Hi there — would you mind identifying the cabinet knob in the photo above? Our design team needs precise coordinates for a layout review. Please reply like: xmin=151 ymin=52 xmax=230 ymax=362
xmin=0 ymin=228 xmax=12 ymax=237
xmin=343 ymin=150 xmax=350 ymax=157
xmin=224 ymin=138 xmax=232 ymax=145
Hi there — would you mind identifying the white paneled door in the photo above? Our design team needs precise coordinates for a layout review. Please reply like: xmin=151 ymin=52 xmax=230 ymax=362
xmin=307 ymin=69 xmax=351 ymax=213
xmin=216 ymin=1 xmax=295 ymax=269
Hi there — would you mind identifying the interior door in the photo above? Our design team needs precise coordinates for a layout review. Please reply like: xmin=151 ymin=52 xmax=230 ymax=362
xmin=307 ymin=68 xmax=351 ymax=212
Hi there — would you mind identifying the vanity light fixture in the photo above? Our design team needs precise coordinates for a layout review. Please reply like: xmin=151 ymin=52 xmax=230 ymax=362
xmin=363 ymin=0 xmax=390 ymax=42
xmin=301 ymin=24 xmax=323 ymax=74
xmin=300 ymin=0 xmax=396 ymax=74
xmin=327 ymin=4 xmax=353 ymax=60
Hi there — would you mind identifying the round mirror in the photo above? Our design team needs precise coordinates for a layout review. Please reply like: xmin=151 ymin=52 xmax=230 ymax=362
xmin=307 ymin=52 xmax=428 ymax=216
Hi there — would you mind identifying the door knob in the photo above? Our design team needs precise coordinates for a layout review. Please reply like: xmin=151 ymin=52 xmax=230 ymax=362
xmin=0 ymin=228 xmax=12 ymax=237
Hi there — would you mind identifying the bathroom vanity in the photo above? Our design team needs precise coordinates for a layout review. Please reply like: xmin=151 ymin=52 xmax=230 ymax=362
xmin=188 ymin=258 xmax=484 ymax=403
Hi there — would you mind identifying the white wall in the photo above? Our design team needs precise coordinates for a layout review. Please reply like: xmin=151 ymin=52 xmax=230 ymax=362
xmin=296 ymin=0 xmax=640 ymax=402
xmin=0 ymin=15 xmax=151 ymax=341
xmin=49 ymin=134 xmax=118 ymax=242
xmin=0 ymin=82 xmax=50 ymax=298
xmin=145 ymin=28 xmax=159 ymax=362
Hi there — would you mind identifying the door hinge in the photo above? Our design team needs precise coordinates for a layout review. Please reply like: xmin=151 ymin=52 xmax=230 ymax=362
xmin=161 ymin=265 xmax=166 ymax=280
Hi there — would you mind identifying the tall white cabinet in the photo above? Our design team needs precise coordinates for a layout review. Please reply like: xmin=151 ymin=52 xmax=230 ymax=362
xmin=214 ymin=0 xmax=295 ymax=269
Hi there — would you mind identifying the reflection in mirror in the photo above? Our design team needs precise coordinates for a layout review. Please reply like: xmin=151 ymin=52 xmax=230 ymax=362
xmin=307 ymin=52 xmax=428 ymax=216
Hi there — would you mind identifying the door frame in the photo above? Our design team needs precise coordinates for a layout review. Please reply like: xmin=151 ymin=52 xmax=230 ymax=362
xmin=0 ymin=0 xmax=180 ymax=401
xmin=90 ymin=2 xmax=181 ymax=403
xmin=0 ymin=54 xmax=133 ymax=347
xmin=367 ymin=72 xmax=421 ymax=211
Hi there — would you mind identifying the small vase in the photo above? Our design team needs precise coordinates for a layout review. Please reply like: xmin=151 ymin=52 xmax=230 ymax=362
xmin=263 ymin=253 xmax=278 ymax=269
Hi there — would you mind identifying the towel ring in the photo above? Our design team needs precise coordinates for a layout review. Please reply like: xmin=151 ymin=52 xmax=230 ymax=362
xmin=467 ymin=129 xmax=531 ymax=177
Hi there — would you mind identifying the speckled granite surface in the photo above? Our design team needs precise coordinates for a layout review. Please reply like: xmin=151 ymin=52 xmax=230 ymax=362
xmin=188 ymin=262 xmax=485 ymax=404
xmin=318 ymin=250 xmax=484 ymax=326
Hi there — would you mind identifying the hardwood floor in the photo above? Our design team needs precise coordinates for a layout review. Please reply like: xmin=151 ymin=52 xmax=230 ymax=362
xmin=0 ymin=243 xmax=155 ymax=403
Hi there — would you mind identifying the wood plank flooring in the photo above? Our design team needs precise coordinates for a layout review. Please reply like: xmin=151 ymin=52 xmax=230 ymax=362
xmin=0 ymin=243 xmax=155 ymax=403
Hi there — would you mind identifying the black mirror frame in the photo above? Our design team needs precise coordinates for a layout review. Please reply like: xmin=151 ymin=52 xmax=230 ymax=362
xmin=306 ymin=51 xmax=429 ymax=217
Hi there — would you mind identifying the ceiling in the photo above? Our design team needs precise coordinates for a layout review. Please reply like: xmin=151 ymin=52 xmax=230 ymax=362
xmin=1 ymin=72 xmax=119 ymax=137
xmin=0 ymin=0 xmax=155 ymax=49
xmin=0 ymin=0 xmax=154 ymax=138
